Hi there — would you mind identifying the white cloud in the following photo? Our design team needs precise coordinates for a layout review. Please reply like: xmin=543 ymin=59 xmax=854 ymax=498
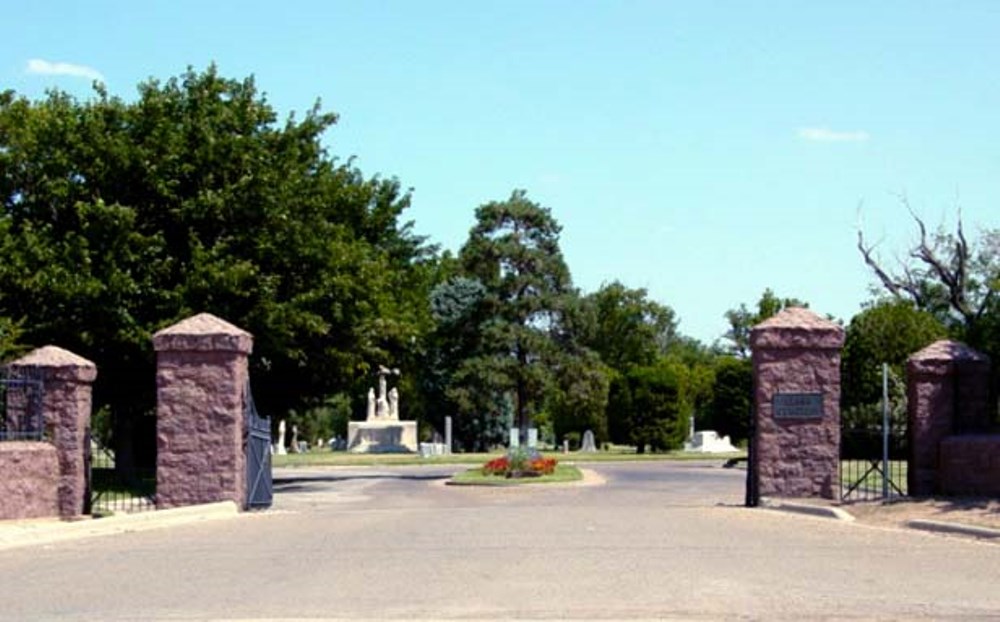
xmin=797 ymin=127 xmax=869 ymax=143
xmin=26 ymin=58 xmax=104 ymax=81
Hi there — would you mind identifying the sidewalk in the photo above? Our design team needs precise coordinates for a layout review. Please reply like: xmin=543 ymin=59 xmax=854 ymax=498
xmin=0 ymin=501 xmax=240 ymax=550
xmin=767 ymin=496 xmax=1000 ymax=541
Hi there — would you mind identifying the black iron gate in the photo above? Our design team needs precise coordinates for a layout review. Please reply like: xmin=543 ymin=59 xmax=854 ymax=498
xmin=840 ymin=365 xmax=908 ymax=502
xmin=244 ymin=381 xmax=272 ymax=510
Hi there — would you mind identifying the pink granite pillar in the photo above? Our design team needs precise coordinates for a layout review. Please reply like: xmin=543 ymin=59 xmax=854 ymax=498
xmin=153 ymin=313 xmax=252 ymax=509
xmin=750 ymin=308 xmax=845 ymax=500
xmin=7 ymin=346 xmax=97 ymax=518
xmin=906 ymin=340 xmax=991 ymax=496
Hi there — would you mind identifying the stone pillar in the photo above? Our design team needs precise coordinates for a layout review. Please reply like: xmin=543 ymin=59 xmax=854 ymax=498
xmin=906 ymin=340 xmax=991 ymax=496
xmin=750 ymin=308 xmax=844 ymax=500
xmin=153 ymin=313 xmax=252 ymax=509
xmin=8 ymin=346 xmax=96 ymax=518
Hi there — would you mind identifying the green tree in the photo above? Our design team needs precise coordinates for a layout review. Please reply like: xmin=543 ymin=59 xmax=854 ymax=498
xmin=0 ymin=316 xmax=25 ymax=363
xmin=549 ymin=349 xmax=611 ymax=446
xmin=723 ymin=289 xmax=807 ymax=357
xmin=0 ymin=67 xmax=435 ymax=462
xmin=577 ymin=281 xmax=678 ymax=370
xmin=842 ymin=300 xmax=947 ymax=410
xmin=607 ymin=362 xmax=687 ymax=453
xmin=704 ymin=357 xmax=752 ymax=444
xmin=457 ymin=190 xmax=573 ymax=444
xmin=858 ymin=209 xmax=999 ymax=418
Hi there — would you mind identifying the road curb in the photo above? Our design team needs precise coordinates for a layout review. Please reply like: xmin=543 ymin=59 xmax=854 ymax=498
xmin=0 ymin=501 xmax=240 ymax=550
xmin=763 ymin=500 xmax=856 ymax=522
xmin=907 ymin=519 xmax=1000 ymax=540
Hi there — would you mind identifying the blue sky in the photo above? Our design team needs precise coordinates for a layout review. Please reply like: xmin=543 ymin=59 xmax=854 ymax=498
xmin=5 ymin=1 xmax=999 ymax=344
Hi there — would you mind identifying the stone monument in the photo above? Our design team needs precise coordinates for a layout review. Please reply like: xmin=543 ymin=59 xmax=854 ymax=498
xmin=347 ymin=365 xmax=417 ymax=453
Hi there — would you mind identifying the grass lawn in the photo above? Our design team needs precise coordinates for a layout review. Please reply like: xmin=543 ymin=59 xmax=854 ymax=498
xmin=272 ymin=448 xmax=746 ymax=468
xmin=449 ymin=464 xmax=584 ymax=486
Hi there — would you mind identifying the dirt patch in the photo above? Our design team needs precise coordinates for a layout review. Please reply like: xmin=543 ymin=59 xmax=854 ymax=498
xmin=842 ymin=497 xmax=1000 ymax=531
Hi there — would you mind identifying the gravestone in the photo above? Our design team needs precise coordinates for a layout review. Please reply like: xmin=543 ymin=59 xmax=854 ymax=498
xmin=580 ymin=429 xmax=598 ymax=453
xmin=527 ymin=428 xmax=538 ymax=449
xmin=683 ymin=430 xmax=738 ymax=453
xmin=509 ymin=428 xmax=520 ymax=448
xmin=445 ymin=416 xmax=453 ymax=455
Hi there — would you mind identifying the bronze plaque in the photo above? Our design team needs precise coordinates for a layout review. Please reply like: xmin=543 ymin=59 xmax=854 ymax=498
xmin=773 ymin=393 xmax=824 ymax=419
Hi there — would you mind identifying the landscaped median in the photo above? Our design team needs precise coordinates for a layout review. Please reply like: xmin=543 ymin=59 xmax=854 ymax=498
xmin=449 ymin=463 xmax=584 ymax=486
xmin=447 ymin=448 xmax=583 ymax=486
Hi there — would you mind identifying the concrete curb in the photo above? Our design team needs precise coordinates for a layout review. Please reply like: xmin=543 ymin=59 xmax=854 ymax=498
xmin=763 ymin=500 xmax=855 ymax=522
xmin=907 ymin=519 xmax=1000 ymax=540
xmin=0 ymin=501 xmax=240 ymax=550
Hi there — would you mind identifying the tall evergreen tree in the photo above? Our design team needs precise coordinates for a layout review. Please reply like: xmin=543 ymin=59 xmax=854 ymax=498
xmin=458 ymin=190 xmax=572 ymax=443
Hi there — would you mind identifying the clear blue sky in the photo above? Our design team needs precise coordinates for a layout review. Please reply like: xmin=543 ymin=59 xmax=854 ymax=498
xmin=5 ymin=1 xmax=999 ymax=344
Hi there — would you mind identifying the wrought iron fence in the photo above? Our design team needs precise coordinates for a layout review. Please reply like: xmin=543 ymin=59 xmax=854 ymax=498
xmin=0 ymin=366 xmax=45 ymax=441
xmin=840 ymin=364 xmax=909 ymax=502
xmin=88 ymin=441 xmax=157 ymax=515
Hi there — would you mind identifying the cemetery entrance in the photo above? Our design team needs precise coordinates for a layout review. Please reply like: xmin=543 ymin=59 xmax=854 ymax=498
xmin=840 ymin=364 xmax=908 ymax=501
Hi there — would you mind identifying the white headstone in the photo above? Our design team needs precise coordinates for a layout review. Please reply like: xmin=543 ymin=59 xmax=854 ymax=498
xmin=580 ymin=429 xmax=597 ymax=453
xmin=445 ymin=416 xmax=453 ymax=454
xmin=509 ymin=428 xmax=520 ymax=448
xmin=527 ymin=428 xmax=538 ymax=449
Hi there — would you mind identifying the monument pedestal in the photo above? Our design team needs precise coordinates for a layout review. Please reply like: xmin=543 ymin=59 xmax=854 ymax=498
xmin=347 ymin=421 xmax=417 ymax=453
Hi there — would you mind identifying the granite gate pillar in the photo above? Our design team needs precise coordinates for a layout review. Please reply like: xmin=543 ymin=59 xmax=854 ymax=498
xmin=7 ymin=346 xmax=96 ymax=518
xmin=906 ymin=340 xmax=992 ymax=496
xmin=750 ymin=308 xmax=844 ymax=500
xmin=153 ymin=313 xmax=252 ymax=509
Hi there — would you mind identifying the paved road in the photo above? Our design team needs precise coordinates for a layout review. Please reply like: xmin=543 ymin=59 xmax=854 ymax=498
xmin=3 ymin=461 xmax=999 ymax=620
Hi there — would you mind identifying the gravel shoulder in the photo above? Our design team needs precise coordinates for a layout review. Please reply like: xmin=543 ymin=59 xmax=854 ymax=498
xmin=842 ymin=497 xmax=1000 ymax=531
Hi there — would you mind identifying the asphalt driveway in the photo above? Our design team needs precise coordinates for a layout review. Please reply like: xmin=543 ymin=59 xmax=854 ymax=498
xmin=2 ymin=461 xmax=999 ymax=620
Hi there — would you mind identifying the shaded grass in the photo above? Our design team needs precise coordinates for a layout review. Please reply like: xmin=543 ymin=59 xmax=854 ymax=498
xmin=273 ymin=449 xmax=746 ymax=469
xmin=449 ymin=464 xmax=583 ymax=486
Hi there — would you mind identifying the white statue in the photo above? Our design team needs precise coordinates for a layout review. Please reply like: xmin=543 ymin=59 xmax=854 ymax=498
xmin=366 ymin=388 xmax=376 ymax=420
xmin=373 ymin=365 xmax=399 ymax=419
xmin=276 ymin=419 xmax=287 ymax=455
xmin=388 ymin=387 xmax=399 ymax=420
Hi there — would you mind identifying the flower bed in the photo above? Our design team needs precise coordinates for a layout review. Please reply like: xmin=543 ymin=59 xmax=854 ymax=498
xmin=482 ymin=448 xmax=557 ymax=478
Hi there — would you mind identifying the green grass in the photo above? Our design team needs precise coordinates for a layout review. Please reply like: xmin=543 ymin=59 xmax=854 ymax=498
xmin=449 ymin=464 xmax=583 ymax=486
xmin=840 ymin=459 xmax=908 ymax=497
xmin=272 ymin=448 xmax=746 ymax=468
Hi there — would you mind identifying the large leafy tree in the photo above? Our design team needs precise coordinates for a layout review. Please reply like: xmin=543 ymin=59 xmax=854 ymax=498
xmin=703 ymin=357 xmax=752 ymax=444
xmin=457 ymin=190 xmax=573 ymax=443
xmin=576 ymin=281 xmax=678 ymax=370
xmin=607 ymin=361 xmax=687 ymax=453
xmin=842 ymin=300 xmax=947 ymax=410
xmin=0 ymin=67 xmax=435 ymax=461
